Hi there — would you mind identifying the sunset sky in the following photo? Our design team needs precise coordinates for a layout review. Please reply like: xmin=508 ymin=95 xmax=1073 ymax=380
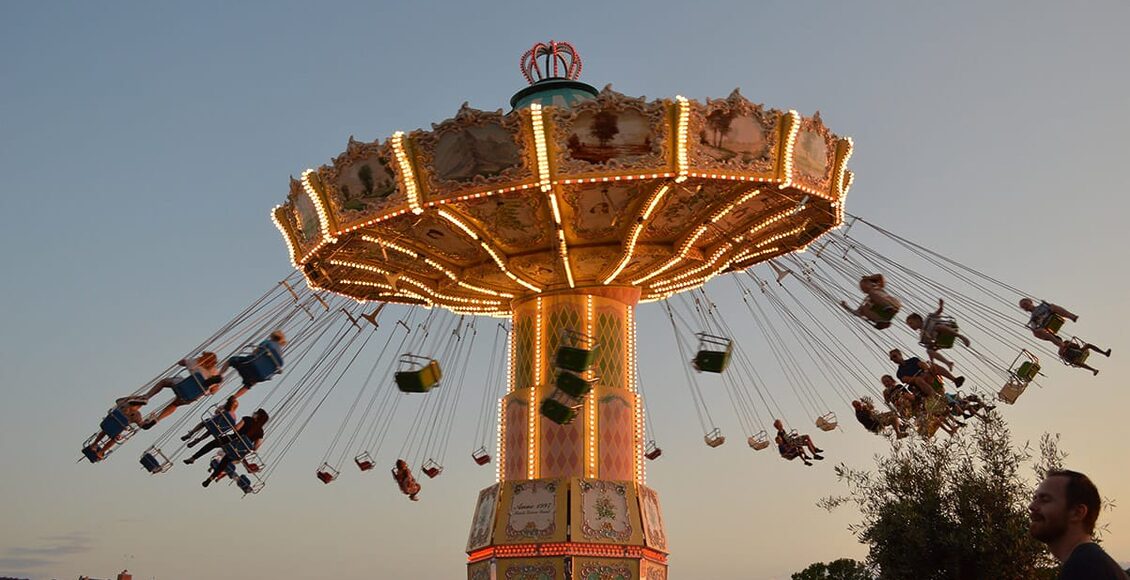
xmin=2 ymin=2 xmax=1128 ymax=578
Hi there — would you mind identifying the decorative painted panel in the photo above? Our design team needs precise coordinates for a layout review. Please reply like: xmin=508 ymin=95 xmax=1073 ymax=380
xmin=500 ymin=558 xmax=563 ymax=580
xmin=573 ymin=479 xmax=639 ymax=544
xmin=413 ymin=105 xmax=535 ymax=200
xmin=467 ymin=483 xmax=501 ymax=551
xmin=687 ymin=90 xmax=781 ymax=177
xmin=468 ymin=560 xmax=493 ymax=580
xmin=495 ymin=478 xmax=568 ymax=544
xmin=573 ymin=558 xmax=636 ymax=580
xmin=637 ymin=485 xmax=668 ymax=553
xmin=322 ymin=137 xmax=404 ymax=232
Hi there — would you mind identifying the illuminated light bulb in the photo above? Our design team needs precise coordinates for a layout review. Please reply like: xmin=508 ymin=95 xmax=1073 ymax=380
xmin=631 ymin=223 xmax=708 ymax=285
xmin=391 ymin=132 xmax=424 ymax=215
xmin=271 ymin=206 xmax=300 ymax=269
xmin=548 ymin=192 xmax=562 ymax=225
xmin=529 ymin=297 xmax=542 ymax=479
xmin=778 ymin=110 xmax=801 ymax=189
xmin=299 ymin=169 xmax=337 ymax=244
xmin=438 ymin=209 xmax=480 ymax=240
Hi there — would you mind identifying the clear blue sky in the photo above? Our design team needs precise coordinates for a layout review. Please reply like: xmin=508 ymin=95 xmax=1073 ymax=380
xmin=2 ymin=1 xmax=1128 ymax=578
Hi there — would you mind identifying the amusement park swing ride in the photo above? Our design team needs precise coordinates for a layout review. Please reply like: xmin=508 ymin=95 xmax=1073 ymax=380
xmin=81 ymin=41 xmax=1111 ymax=579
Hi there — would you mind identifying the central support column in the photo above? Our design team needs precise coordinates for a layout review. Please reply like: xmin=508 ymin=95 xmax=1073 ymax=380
xmin=503 ymin=287 xmax=643 ymax=482
xmin=466 ymin=287 xmax=670 ymax=579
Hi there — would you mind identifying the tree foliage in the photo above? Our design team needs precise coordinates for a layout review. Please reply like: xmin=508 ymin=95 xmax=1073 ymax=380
xmin=590 ymin=110 xmax=620 ymax=146
xmin=820 ymin=414 xmax=1062 ymax=580
xmin=792 ymin=558 xmax=873 ymax=580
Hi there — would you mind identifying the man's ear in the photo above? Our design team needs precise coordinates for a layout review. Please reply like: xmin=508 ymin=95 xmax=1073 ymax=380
xmin=1069 ymin=502 xmax=1090 ymax=525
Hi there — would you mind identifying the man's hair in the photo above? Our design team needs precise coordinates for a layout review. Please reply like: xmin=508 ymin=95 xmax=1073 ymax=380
xmin=255 ymin=408 xmax=271 ymax=424
xmin=906 ymin=313 xmax=923 ymax=324
xmin=1047 ymin=469 xmax=1101 ymax=534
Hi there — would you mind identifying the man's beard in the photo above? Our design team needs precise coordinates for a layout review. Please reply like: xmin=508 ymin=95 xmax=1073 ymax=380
xmin=1029 ymin=515 xmax=1068 ymax=543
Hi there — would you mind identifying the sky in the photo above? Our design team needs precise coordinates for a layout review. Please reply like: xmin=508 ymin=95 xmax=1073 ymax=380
xmin=2 ymin=1 xmax=1129 ymax=578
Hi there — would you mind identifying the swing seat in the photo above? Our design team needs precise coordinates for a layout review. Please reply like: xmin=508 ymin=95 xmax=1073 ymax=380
xmin=99 ymin=408 xmax=133 ymax=440
xmin=540 ymin=398 xmax=579 ymax=425
xmin=172 ymin=373 xmax=210 ymax=402
xmin=747 ymin=430 xmax=770 ymax=451
xmin=223 ymin=434 xmax=256 ymax=460
xmin=139 ymin=448 xmax=171 ymax=474
xmin=1044 ymin=314 xmax=1065 ymax=333
xmin=1065 ymin=349 xmax=1090 ymax=366
xmin=316 ymin=464 xmax=339 ymax=484
xmin=472 ymin=447 xmax=491 ymax=466
xmin=554 ymin=329 xmax=598 ymax=372
xmin=704 ymin=427 xmax=726 ymax=448
xmin=816 ymin=412 xmax=838 ymax=431
xmin=1015 ymin=360 xmax=1040 ymax=382
xmin=204 ymin=411 xmax=238 ymax=438
xmin=422 ymin=459 xmax=443 ymax=479
xmin=931 ymin=331 xmax=957 ymax=350
xmin=920 ymin=315 xmax=960 ymax=350
xmin=692 ymin=349 xmax=731 ymax=373
xmin=395 ymin=359 xmax=443 ymax=393
xmin=82 ymin=444 xmax=102 ymax=463
xmin=998 ymin=380 xmax=1027 ymax=405
xmin=692 ymin=333 xmax=733 ymax=373
xmin=355 ymin=452 xmax=375 ymax=471
xmin=644 ymin=441 xmax=663 ymax=460
xmin=209 ymin=456 xmax=239 ymax=478
xmin=555 ymin=371 xmax=595 ymax=398
xmin=232 ymin=343 xmax=284 ymax=386
xmin=869 ymin=302 xmax=899 ymax=322
xmin=555 ymin=346 xmax=596 ymax=373
xmin=236 ymin=474 xmax=265 ymax=494
xmin=243 ymin=456 xmax=264 ymax=473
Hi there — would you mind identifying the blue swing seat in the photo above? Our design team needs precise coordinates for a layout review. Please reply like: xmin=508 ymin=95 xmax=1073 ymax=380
xmin=204 ymin=411 xmax=239 ymax=438
xmin=171 ymin=373 xmax=210 ymax=402
xmin=232 ymin=342 xmax=284 ymax=386
xmin=140 ymin=448 xmax=171 ymax=474
xmin=82 ymin=445 xmax=101 ymax=463
xmin=223 ymin=434 xmax=256 ymax=460
xmin=99 ymin=408 xmax=132 ymax=439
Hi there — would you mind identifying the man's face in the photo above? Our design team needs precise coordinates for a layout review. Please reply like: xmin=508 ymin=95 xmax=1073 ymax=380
xmin=1029 ymin=476 xmax=1072 ymax=543
xmin=889 ymin=350 xmax=903 ymax=364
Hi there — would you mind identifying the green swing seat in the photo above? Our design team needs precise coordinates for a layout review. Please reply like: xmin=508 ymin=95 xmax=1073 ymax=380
xmin=395 ymin=358 xmax=443 ymax=393
xmin=540 ymin=398 xmax=579 ymax=425
xmin=1015 ymin=360 xmax=1040 ymax=382
xmin=555 ymin=370 xmax=595 ymax=398
xmin=555 ymin=346 xmax=596 ymax=373
xmin=692 ymin=333 xmax=733 ymax=373
xmin=1000 ymin=350 xmax=1040 ymax=405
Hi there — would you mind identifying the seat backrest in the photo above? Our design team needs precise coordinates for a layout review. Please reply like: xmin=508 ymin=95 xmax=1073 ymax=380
xmin=100 ymin=409 xmax=132 ymax=438
xmin=171 ymin=373 xmax=207 ymax=402
xmin=224 ymin=434 xmax=255 ymax=459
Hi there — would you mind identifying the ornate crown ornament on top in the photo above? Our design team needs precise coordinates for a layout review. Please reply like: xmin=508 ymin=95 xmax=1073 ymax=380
xmin=521 ymin=40 xmax=583 ymax=83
